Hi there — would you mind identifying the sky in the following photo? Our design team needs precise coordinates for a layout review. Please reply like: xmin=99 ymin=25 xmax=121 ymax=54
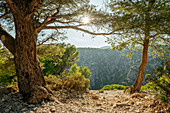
xmin=0 ymin=0 xmax=110 ymax=48
xmin=64 ymin=0 xmax=111 ymax=48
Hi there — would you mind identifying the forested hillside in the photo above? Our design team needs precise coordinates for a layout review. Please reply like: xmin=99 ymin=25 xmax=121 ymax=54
xmin=77 ymin=47 xmax=166 ymax=90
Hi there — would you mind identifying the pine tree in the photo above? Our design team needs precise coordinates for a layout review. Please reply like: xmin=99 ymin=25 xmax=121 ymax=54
xmin=0 ymin=0 xmax=111 ymax=103
xmin=108 ymin=0 xmax=169 ymax=92
xmin=38 ymin=44 xmax=79 ymax=76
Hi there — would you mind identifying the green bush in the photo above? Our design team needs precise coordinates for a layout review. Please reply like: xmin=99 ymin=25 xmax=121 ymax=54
xmin=68 ymin=64 xmax=91 ymax=78
xmin=44 ymin=74 xmax=61 ymax=90
xmin=38 ymin=44 xmax=79 ymax=76
xmin=0 ymin=48 xmax=16 ymax=87
xmin=141 ymin=82 xmax=160 ymax=91
xmin=64 ymin=73 xmax=90 ymax=92
xmin=100 ymin=84 xmax=128 ymax=91
xmin=0 ymin=43 xmax=80 ymax=87
xmin=99 ymin=90 xmax=104 ymax=93
xmin=45 ymin=74 xmax=90 ymax=92
xmin=40 ymin=44 xmax=91 ymax=93
xmin=144 ymin=61 xmax=170 ymax=104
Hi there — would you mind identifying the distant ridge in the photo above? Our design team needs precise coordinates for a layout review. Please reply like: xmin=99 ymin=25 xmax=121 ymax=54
xmin=100 ymin=46 xmax=112 ymax=49
xmin=76 ymin=46 xmax=112 ymax=49
xmin=77 ymin=47 xmax=167 ymax=90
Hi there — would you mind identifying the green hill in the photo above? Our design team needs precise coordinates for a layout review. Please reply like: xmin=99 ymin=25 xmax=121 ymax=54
xmin=77 ymin=48 xmax=166 ymax=90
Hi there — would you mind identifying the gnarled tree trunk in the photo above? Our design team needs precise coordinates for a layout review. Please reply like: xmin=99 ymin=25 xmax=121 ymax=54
xmin=10 ymin=2 xmax=52 ymax=104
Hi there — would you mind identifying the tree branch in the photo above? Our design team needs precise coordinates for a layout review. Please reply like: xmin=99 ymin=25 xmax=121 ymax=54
xmin=0 ymin=26 xmax=15 ymax=55
xmin=0 ymin=13 xmax=8 ymax=18
xmin=35 ymin=5 xmax=62 ymax=32
xmin=0 ymin=3 xmax=9 ymax=19
xmin=37 ymin=35 xmax=58 ymax=46
xmin=36 ymin=19 xmax=82 ymax=32
xmin=29 ymin=0 xmax=41 ymax=11
xmin=46 ymin=20 xmax=80 ymax=26
xmin=128 ymin=0 xmax=142 ymax=11
xmin=52 ymin=4 xmax=61 ymax=17
xmin=41 ymin=26 xmax=114 ymax=35
xmin=135 ymin=41 xmax=143 ymax=45
xmin=36 ymin=16 xmax=51 ymax=32
xmin=25 ymin=0 xmax=42 ymax=21
xmin=36 ymin=11 xmax=79 ymax=31
xmin=5 ymin=0 xmax=18 ymax=14
xmin=150 ymin=33 xmax=159 ymax=38
xmin=158 ymin=36 xmax=170 ymax=43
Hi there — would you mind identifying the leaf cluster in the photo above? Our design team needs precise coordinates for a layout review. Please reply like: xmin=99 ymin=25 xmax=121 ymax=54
xmin=68 ymin=63 xmax=91 ymax=78
xmin=143 ymin=60 xmax=170 ymax=103
xmin=107 ymin=0 xmax=170 ymax=54
xmin=100 ymin=84 xmax=128 ymax=91
xmin=38 ymin=43 xmax=79 ymax=76
xmin=0 ymin=43 xmax=81 ymax=87
xmin=45 ymin=71 xmax=90 ymax=92
xmin=0 ymin=48 xmax=16 ymax=87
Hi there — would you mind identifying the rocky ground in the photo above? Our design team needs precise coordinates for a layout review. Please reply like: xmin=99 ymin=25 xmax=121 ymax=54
xmin=0 ymin=88 xmax=169 ymax=113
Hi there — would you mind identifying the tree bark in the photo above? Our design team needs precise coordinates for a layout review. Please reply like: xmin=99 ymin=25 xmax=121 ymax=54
xmin=11 ymin=2 xmax=52 ymax=103
xmin=130 ymin=39 xmax=149 ymax=93
xmin=130 ymin=7 xmax=150 ymax=93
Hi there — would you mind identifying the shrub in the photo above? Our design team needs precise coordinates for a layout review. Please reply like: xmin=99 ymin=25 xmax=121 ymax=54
xmin=44 ymin=74 xmax=61 ymax=90
xmin=41 ymin=44 xmax=92 ymax=94
xmin=64 ymin=73 xmax=90 ymax=92
xmin=98 ymin=90 xmax=104 ymax=93
xmin=68 ymin=64 xmax=91 ymax=78
xmin=38 ymin=44 xmax=79 ymax=76
xmin=100 ymin=84 xmax=128 ymax=91
xmin=45 ymin=73 xmax=90 ymax=93
xmin=0 ymin=44 xmax=79 ymax=87
xmin=141 ymin=82 xmax=160 ymax=91
xmin=0 ymin=48 xmax=16 ymax=87
xmin=123 ymin=86 xmax=130 ymax=93
xmin=144 ymin=61 xmax=170 ymax=104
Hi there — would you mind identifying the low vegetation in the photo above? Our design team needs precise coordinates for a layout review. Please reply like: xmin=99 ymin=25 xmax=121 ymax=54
xmin=0 ymin=44 xmax=169 ymax=104
xmin=99 ymin=84 xmax=129 ymax=93
xmin=45 ymin=64 xmax=91 ymax=93
xmin=142 ymin=61 xmax=170 ymax=104
xmin=0 ymin=44 xmax=91 ymax=93
xmin=0 ymin=48 xmax=16 ymax=87
xmin=38 ymin=44 xmax=91 ymax=93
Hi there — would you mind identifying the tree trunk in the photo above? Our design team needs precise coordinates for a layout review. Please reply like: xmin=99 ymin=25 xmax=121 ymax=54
xmin=130 ymin=39 xmax=149 ymax=93
xmin=13 ymin=7 xmax=52 ymax=103
xmin=130 ymin=8 xmax=150 ymax=93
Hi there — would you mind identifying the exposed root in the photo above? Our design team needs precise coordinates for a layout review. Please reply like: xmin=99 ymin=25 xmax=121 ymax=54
xmin=27 ymin=86 xmax=49 ymax=104
xmin=125 ymin=85 xmax=134 ymax=94
xmin=125 ymin=85 xmax=145 ymax=95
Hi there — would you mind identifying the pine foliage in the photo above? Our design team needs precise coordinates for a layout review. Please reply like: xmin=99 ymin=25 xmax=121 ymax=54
xmin=143 ymin=61 xmax=170 ymax=103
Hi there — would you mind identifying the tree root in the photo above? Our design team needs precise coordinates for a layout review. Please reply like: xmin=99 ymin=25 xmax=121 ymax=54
xmin=125 ymin=85 xmax=135 ymax=94
xmin=26 ymin=85 xmax=60 ymax=104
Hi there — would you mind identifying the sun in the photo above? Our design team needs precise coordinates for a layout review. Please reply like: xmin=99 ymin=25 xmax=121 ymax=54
xmin=82 ymin=16 xmax=90 ymax=24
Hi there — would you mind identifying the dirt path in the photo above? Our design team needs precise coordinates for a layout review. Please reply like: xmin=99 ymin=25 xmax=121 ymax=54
xmin=0 ymin=90 xmax=169 ymax=113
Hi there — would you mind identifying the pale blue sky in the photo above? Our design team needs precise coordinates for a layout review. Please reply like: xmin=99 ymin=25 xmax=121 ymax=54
xmin=64 ymin=29 xmax=110 ymax=48
xmin=64 ymin=0 xmax=110 ymax=48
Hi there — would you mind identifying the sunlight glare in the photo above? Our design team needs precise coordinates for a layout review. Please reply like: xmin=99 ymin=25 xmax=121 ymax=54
xmin=82 ymin=16 xmax=90 ymax=24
